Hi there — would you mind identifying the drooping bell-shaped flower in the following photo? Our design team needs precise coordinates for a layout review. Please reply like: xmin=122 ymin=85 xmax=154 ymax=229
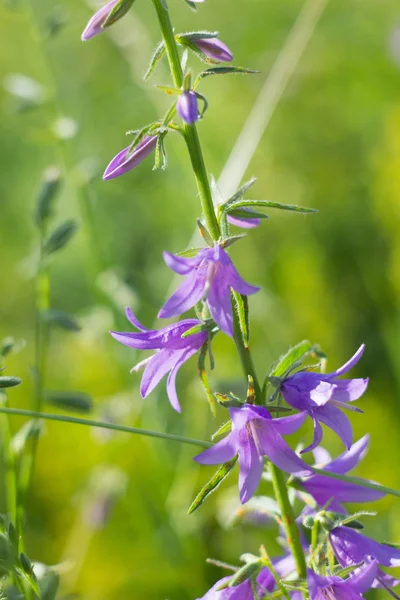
xmin=296 ymin=435 xmax=385 ymax=512
xmin=192 ymin=37 xmax=234 ymax=62
xmin=159 ymin=245 xmax=259 ymax=337
xmin=195 ymin=404 xmax=311 ymax=504
xmin=103 ymin=136 xmax=157 ymax=180
xmin=307 ymin=561 xmax=378 ymax=599
xmin=177 ymin=90 xmax=199 ymax=125
xmin=110 ymin=307 xmax=208 ymax=411
xmin=330 ymin=526 xmax=400 ymax=590
xmin=281 ymin=345 xmax=368 ymax=452
xmin=81 ymin=0 xmax=134 ymax=41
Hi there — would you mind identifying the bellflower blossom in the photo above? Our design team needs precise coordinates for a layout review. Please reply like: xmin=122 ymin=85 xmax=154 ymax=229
xmin=177 ymin=91 xmax=199 ymax=124
xmin=110 ymin=307 xmax=208 ymax=411
xmin=103 ymin=136 xmax=157 ymax=180
xmin=307 ymin=561 xmax=378 ymax=599
xmin=297 ymin=435 xmax=385 ymax=512
xmin=81 ymin=0 xmax=119 ymax=41
xmin=330 ymin=526 xmax=400 ymax=589
xmin=281 ymin=344 xmax=368 ymax=452
xmin=192 ymin=37 xmax=234 ymax=62
xmin=195 ymin=404 xmax=311 ymax=503
xmin=159 ymin=245 xmax=259 ymax=336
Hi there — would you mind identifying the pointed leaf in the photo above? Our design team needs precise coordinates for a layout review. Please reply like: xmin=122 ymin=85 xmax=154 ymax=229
xmin=144 ymin=40 xmax=166 ymax=81
xmin=46 ymin=391 xmax=93 ymax=413
xmin=43 ymin=220 xmax=78 ymax=255
xmin=211 ymin=419 xmax=232 ymax=441
xmin=189 ymin=455 xmax=238 ymax=514
xmin=0 ymin=376 xmax=22 ymax=389
xmin=231 ymin=291 xmax=249 ymax=348
xmin=102 ymin=0 xmax=135 ymax=28
xmin=11 ymin=420 xmax=42 ymax=456
xmin=198 ymin=342 xmax=216 ymax=415
xmin=42 ymin=309 xmax=80 ymax=332
xmin=195 ymin=66 xmax=259 ymax=87
xmin=225 ymin=199 xmax=318 ymax=214
xmin=34 ymin=166 xmax=62 ymax=227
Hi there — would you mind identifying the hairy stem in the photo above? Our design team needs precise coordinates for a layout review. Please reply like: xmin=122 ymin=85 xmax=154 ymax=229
xmin=151 ymin=0 xmax=307 ymax=584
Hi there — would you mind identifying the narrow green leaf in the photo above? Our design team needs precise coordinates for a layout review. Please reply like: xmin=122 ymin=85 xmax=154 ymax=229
xmin=44 ymin=220 xmax=78 ymax=255
xmin=231 ymin=291 xmax=249 ymax=348
xmin=225 ymin=199 xmax=318 ymax=214
xmin=42 ymin=309 xmax=80 ymax=332
xmin=177 ymin=247 xmax=202 ymax=258
xmin=189 ymin=455 xmax=238 ymax=514
xmin=211 ymin=419 xmax=231 ymax=441
xmin=176 ymin=30 xmax=219 ymax=42
xmin=225 ymin=178 xmax=257 ymax=205
xmin=144 ymin=40 xmax=166 ymax=81
xmin=228 ymin=560 xmax=261 ymax=587
xmin=220 ymin=234 xmax=246 ymax=249
xmin=181 ymin=323 xmax=207 ymax=338
xmin=268 ymin=340 xmax=315 ymax=378
xmin=196 ymin=66 xmax=259 ymax=84
xmin=11 ymin=420 xmax=42 ymax=456
xmin=156 ymin=85 xmax=181 ymax=96
xmin=46 ymin=391 xmax=93 ymax=413
xmin=38 ymin=570 xmax=60 ymax=600
xmin=102 ymin=0 xmax=135 ymax=28
xmin=34 ymin=166 xmax=62 ymax=227
xmin=197 ymin=219 xmax=214 ymax=247
xmin=197 ymin=342 xmax=216 ymax=415
xmin=183 ymin=0 xmax=197 ymax=11
xmin=0 ymin=376 xmax=22 ymax=389
xmin=227 ymin=208 xmax=269 ymax=220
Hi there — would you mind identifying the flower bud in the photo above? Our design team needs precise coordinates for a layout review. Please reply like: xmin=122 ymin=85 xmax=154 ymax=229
xmin=103 ymin=136 xmax=157 ymax=180
xmin=193 ymin=37 xmax=233 ymax=62
xmin=81 ymin=0 xmax=134 ymax=41
xmin=177 ymin=90 xmax=199 ymax=125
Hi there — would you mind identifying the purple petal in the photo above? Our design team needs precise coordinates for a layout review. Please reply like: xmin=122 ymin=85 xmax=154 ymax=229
xmin=103 ymin=137 xmax=157 ymax=180
xmin=237 ymin=427 xmax=264 ymax=503
xmin=207 ymin=275 xmax=234 ymax=336
xmin=166 ymin=347 xmax=198 ymax=412
xmin=194 ymin=433 xmax=238 ymax=465
xmin=271 ymin=411 xmax=307 ymax=436
xmin=193 ymin=38 xmax=234 ymax=63
xmin=225 ymin=259 xmax=260 ymax=296
xmin=301 ymin=417 xmax=323 ymax=454
xmin=332 ymin=378 xmax=369 ymax=402
xmin=314 ymin=404 xmax=353 ymax=449
xmin=312 ymin=446 xmax=332 ymax=466
xmin=348 ymin=560 xmax=379 ymax=594
xmin=374 ymin=570 xmax=400 ymax=589
xmin=110 ymin=320 xmax=204 ymax=351
xmin=331 ymin=527 xmax=400 ymax=568
xmin=323 ymin=434 xmax=370 ymax=474
xmin=230 ymin=404 xmax=271 ymax=430
xmin=140 ymin=349 xmax=178 ymax=398
xmin=81 ymin=0 xmax=119 ymax=41
xmin=302 ymin=476 xmax=385 ymax=506
xmin=158 ymin=271 xmax=205 ymax=318
xmin=163 ymin=250 xmax=200 ymax=274
xmin=260 ymin=421 xmax=312 ymax=476
xmin=125 ymin=307 xmax=147 ymax=331
xmin=330 ymin=344 xmax=365 ymax=377
xmin=309 ymin=381 xmax=336 ymax=406
xmin=227 ymin=213 xmax=261 ymax=229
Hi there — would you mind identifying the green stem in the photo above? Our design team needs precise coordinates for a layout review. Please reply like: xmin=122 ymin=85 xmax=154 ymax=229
xmin=151 ymin=0 xmax=220 ymax=240
xmin=0 ymin=407 xmax=211 ymax=449
xmin=0 ymin=358 xmax=17 ymax=523
xmin=151 ymin=0 xmax=307 ymax=582
xmin=269 ymin=463 xmax=307 ymax=580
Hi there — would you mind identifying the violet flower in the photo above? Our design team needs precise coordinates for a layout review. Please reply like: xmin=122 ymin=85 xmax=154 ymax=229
xmin=281 ymin=345 xmax=368 ymax=452
xmin=307 ymin=561 xmax=378 ymax=599
xmin=297 ymin=435 xmax=385 ymax=512
xmin=103 ymin=136 xmax=157 ymax=180
xmin=177 ymin=90 xmax=199 ymax=125
xmin=159 ymin=245 xmax=259 ymax=336
xmin=81 ymin=0 xmax=119 ymax=41
xmin=193 ymin=37 xmax=234 ymax=62
xmin=110 ymin=307 xmax=207 ymax=412
xmin=194 ymin=404 xmax=311 ymax=503
xmin=197 ymin=563 xmax=285 ymax=600
xmin=330 ymin=526 xmax=400 ymax=590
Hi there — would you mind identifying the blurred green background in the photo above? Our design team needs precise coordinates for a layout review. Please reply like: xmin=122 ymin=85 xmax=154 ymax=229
xmin=1 ymin=0 xmax=400 ymax=597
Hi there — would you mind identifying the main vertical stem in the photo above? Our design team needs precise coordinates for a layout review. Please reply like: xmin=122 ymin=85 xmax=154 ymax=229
xmin=151 ymin=0 xmax=306 ymax=583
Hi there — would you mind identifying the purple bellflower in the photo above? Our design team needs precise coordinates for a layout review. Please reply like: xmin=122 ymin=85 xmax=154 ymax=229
xmin=297 ymin=435 xmax=385 ymax=512
xmin=307 ymin=561 xmax=378 ymax=599
xmin=227 ymin=209 xmax=261 ymax=230
xmin=281 ymin=345 xmax=368 ymax=452
xmin=193 ymin=37 xmax=234 ymax=62
xmin=159 ymin=245 xmax=259 ymax=337
xmin=81 ymin=0 xmax=119 ymax=41
xmin=110 ymin=307 xmax=208 ymax=412
xmin=330 ymin=526 xmax=400 ymax=590
xmin=103 ymin=136 xmax=157 ymax=180
xmin=194 ymin=404 xmax=311 ymax=504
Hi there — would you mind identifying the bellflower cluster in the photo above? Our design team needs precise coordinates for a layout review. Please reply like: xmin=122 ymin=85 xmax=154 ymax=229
xmin=79 ymin=0 xmax=400 ymax=598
